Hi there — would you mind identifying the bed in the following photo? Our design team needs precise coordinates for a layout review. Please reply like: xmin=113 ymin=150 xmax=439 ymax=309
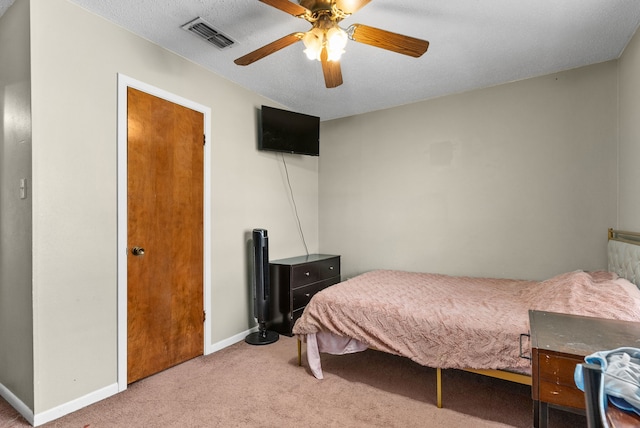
xmin=292 ymin=229 xmax=640 ymax=407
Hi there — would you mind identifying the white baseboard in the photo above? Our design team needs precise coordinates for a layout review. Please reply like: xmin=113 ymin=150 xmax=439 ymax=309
xmin=0 ymin=382 xmax=34 ymax=426
xmin=32 ymin=383 xmax=118 ymax=427
xmin=207 ymin=326 xmax=258 ymax=354
xmin=2 ymin=330 xmax=256 ymax=426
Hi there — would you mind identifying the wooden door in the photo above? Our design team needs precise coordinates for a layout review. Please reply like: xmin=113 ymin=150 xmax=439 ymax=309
xmin=127 ymin=87 xmax=204 ymax=383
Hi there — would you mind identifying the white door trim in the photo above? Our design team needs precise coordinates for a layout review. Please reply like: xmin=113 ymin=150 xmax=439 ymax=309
xmin=116 ymin=74 xmax=212 ymax=392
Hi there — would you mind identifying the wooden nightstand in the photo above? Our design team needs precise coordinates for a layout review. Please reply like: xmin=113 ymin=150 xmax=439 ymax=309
xmin=267 ymin=254 xmax=340 ymax=336
xmin=529 ymin=310 xmax=640 ymax=428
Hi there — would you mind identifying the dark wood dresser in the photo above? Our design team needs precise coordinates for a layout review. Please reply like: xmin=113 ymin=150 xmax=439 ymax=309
xmin=529 ymin=310 xmax=640 ymax=428
xmin=267 ymin=254 xmax=340 ymax=336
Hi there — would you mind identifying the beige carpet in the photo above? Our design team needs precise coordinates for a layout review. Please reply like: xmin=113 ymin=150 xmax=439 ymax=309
xmin=1 ymin=335 xmax=584 ymax=427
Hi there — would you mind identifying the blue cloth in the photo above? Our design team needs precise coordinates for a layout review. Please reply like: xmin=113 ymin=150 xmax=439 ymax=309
xmin=574 ymin=347 xmax=640 ymax=424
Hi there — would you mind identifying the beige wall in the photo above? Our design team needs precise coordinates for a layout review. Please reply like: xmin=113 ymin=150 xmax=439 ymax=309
xmin=3 ymin=0 xmax=638 ymax=422
xmin=319 ymin=61 xmax=619 ymax=280
xmin=28 ymin=0 xmax=318 ymax=415
xmin=619 ymin=26 xmax=640 ymax=231
xmin=0 ymin=0 xmax=34 ymax=410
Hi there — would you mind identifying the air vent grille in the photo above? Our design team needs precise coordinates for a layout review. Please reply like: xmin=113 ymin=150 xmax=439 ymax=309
xmin=182 ymin=17 xmax=235 ymax=50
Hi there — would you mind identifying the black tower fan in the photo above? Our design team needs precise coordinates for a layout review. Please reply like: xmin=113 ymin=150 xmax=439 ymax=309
xmin=245 ymin=229 xmax=279 ymax=345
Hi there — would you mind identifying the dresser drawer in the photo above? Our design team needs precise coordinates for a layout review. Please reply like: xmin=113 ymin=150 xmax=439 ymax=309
xmin=538 ymin=380 xmax=584 ymax=409
xmin=268 ymin=254 xmax=341 ymax=336
xmin=291 ymin=257 xmax=340 ymax=287
xmin=538 ymin=352 xmax=584 ymax=409
xmin=292 ymin=276 xmax=341 ymax=311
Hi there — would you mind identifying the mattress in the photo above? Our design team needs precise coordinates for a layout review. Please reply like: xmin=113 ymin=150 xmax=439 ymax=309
xmin=293 ymin=269 xmax=640 ymax=379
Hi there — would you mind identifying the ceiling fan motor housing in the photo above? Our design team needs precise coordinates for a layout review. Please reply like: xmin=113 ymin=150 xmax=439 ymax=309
xmin=299 ymin=0 xmax=333 ymax=13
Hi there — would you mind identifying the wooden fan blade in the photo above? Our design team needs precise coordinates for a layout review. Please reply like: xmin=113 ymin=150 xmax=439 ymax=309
xmin=335 ymin=0 xmax=371 ymax=15
xmin=336 ymin=0 xmax=371 ymax=15
xmin=320 ymin=47 xmax=343 ymax=88
xmin=235 ymin=33 xmax=303 ymax=66
xmin=349 ymin=24 xmax=429 ymax=58
xmin=259 ymin=0 xmax=309 ymax=17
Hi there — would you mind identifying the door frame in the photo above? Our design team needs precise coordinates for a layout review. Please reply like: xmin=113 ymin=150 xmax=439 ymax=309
xmin=116 ymin=74 xmax=212 ymax=391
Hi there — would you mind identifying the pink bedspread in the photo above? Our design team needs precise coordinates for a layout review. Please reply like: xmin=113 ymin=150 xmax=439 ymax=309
xmin=293 ymin=270 xmax=640 ymax=376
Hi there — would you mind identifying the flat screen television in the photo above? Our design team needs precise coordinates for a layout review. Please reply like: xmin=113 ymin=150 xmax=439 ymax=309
xmin=259 ymin=105 xmax=320 ymax=156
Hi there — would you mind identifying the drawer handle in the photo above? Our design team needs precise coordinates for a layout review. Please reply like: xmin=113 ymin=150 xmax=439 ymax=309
xmin=519 ymin=333 xmax=531 ymax=360
xmin=305 ymin=272 xmax=310 ymax=276
xmin=329 ymin=266 xmax=334 ymax=270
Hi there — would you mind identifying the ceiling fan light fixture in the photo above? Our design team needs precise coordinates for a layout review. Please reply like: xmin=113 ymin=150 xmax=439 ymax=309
xmin=303 ymin=26 xmax=347 ymax=62
xmin=326 ymin=26 xmax=347 ymax=61
xmin=302 ymin=27 xmax=324 ymax=60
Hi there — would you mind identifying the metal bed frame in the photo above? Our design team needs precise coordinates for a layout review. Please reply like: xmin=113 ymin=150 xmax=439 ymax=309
xmin=608 ymin=228 xmax=640 ymax=245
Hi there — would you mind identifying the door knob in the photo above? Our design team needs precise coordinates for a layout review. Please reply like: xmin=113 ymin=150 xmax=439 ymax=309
xmin=131 ymin=246 xmax=145 ymax=256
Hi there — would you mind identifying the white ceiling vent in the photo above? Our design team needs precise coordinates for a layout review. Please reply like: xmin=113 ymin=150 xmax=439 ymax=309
xmin=181 ymin=17 xmax=235 ymax=50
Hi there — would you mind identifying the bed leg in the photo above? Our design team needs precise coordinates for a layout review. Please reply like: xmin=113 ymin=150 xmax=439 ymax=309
xmin=297 ymin=338 xmax=302 ymax=366
xmin=436 ymin=368 xmax=443 ymax=408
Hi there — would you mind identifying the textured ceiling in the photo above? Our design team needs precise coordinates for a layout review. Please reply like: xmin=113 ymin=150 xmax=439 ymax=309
xmin=3 ymin=0 xmax=640 ymax=120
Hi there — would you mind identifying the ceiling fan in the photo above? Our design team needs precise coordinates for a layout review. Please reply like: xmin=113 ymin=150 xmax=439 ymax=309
xmin=234 ymin=0 xmax=429 ymax=88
